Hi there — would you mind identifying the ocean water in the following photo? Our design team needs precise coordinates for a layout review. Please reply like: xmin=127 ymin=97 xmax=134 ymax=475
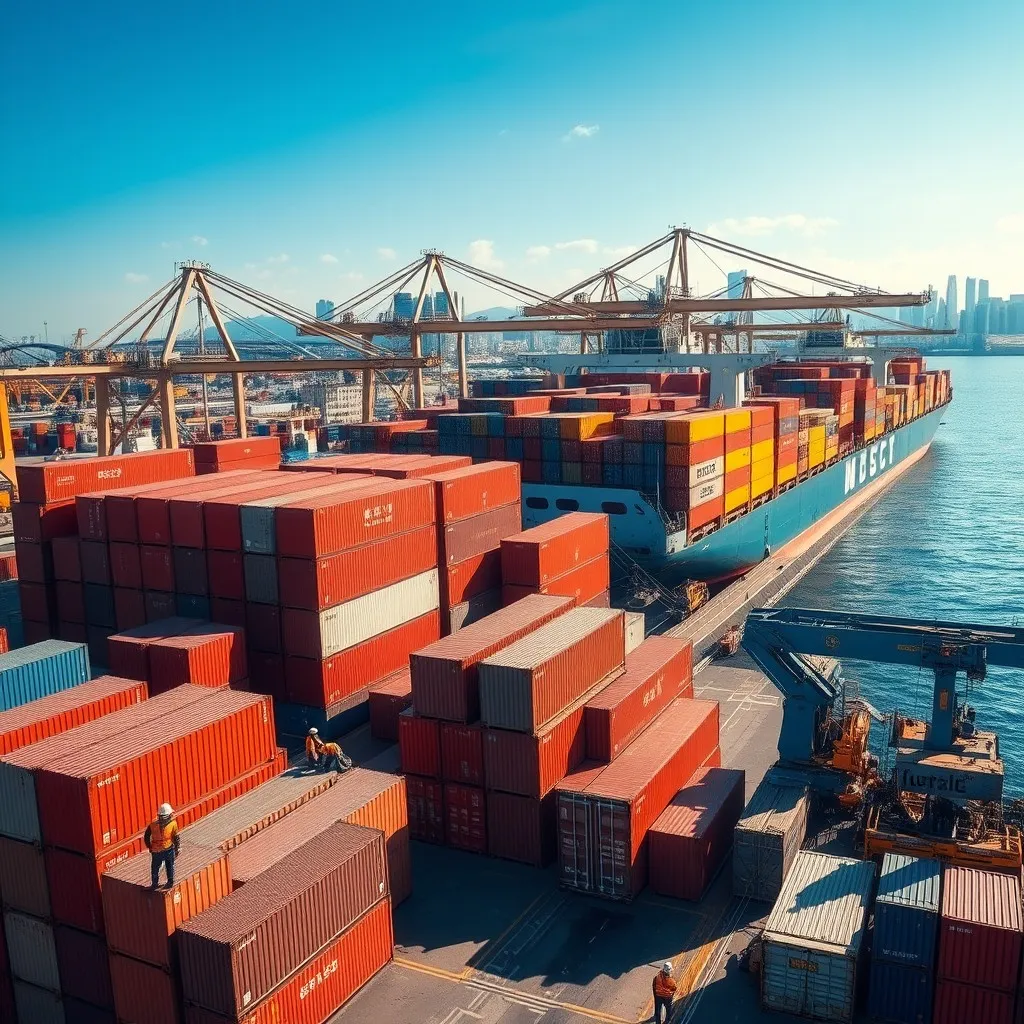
xmin=782 ymin=356 xmax=1024 ymax=794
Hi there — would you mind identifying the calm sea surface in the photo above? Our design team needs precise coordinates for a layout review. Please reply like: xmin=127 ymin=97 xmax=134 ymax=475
xmin=782 ymin=356 xmax=1024 ymax=794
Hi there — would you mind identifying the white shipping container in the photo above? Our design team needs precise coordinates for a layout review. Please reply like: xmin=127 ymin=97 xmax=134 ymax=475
xmin=689 ymin=476 xmax=724 ymax=506
xmin=733 ymin=778 xmax=808 ymax=902
xmin=0 ymin=760 xmax=45 ymax=844
xmin=4 ymin=910 xmax=60 ymax=992
xmin=624 ymin=611 xmax=645 ymax=655
xmin=311 ymin=569 xmax=440 ymax=658
xmin=688 ymin=456 xmax=725 ymax=488
xmin=761 ymin=851 xmax=875 ymax=1023
xmin=243 ymin=553 xmax=279 ymax=604
xmin=240 ymin=493 xmax=298 ymax=555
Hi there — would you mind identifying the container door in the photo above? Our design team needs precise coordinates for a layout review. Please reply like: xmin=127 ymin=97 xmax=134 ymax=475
xmin=803 ymin=947 xmax=854 ymax=1023
xmin=556 ymin=793 xmax=592 ymax=892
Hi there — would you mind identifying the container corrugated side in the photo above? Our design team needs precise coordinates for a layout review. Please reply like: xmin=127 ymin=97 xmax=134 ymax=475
xmin=445 ymin=783 xmax=486 ymax=853
xmin=136 ymin=478 xmax=219 ymax=545
xmin=440 ymin=502 xmax=522 ymax=565
xmin=13 ymin=980 xmax=65 ymax=1024
xmin=3 ymin=910 xmax=60 ymax=991
xmin=479 ymin=608 xmax=624 ymax=733
xmin=242 ymin=553 xmax=278 ymax=604
xmin=110 ymin=952 xmax=181 ymax=1024
xmin=0 ymin=674 xmax=147 ymax=756
xmin=181 ymin=898 xmax=394 ymax=1024
xmin=427 ymin=461 xmax=521 ymax=523
xmin=873 ymin=852 xmax=941 ymax=969
xmin=410 ymin=594 xmax=573 ymax=723
xmin=932 ymin=978 xmax=1015 ymax=1024
xmin=440 ymin=722 xmax=485 ymax=786
xmin=0 ymin=835 xmax=50 ymax=917
xmin=500 ymin=512 xmax=609 ymax=586
xmin=486 ymin=791 xmax=556 ymax=867
xmin=406 ymin=774 xmax=445 ymax=844
xmin=733 ymin=778 xmax=809 ymax=902
xmin=0 ymin=640 xmax=91 ymax=712
xmin=177 ymin=822 xmax=387 ymax=1017
xmin=53 ymin=924 xmax=113 ymax=1009
xmin=399 ymin=710 xmax=441 ymax=778
xmin=147 ymin=624 xmax=247 ymax=690
xmin=368 ymin=669 xmax=412 ymax=742
xmin=867 ymin=960 xmax=933 ymax=1024
xmin=105 ymin=616 xmax=203 ymax=680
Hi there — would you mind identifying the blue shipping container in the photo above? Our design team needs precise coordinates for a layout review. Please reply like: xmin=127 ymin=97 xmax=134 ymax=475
xmin=0 ymin=640 xmax=91 ymax=712
xmin=866 ymin=959 xmax=933 ymax=1024
xmin=873 ymin=853 xmax=941 ymax=969
xmin=175 ymin=593 xmax=211 ymax=620
xmin=274 ymin=694 xmax=369 ymax=742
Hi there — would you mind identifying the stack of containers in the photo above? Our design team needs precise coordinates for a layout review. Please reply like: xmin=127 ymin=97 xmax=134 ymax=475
xmin=0 ymin=641 xmax=91 ymax=712
xmin=426 ymin=462 xmax=522 ymax=632
xmin=868 ymin=854 xmax=941 ymax=1024
xmin=367 ymin=668 xmax=413 ymax=742
xmin=747 ymin=405 xmax=775 ymax=503
xmin=12 ymin=450 xmax=196 ymax=646
xmin=659 ymin=411 xmax=725 ymax=528
xmin=404 ymin=595 xmax=575 ymax=852
xmin=799 ymin=409 xmax=830 ymax=471
xmin=934 ymin=866 xmax=1023 ymax=1024
xmin=192 ymin=436 xmax=282 ymax=475
xmin=476 ymin=607 xmax=626 ymax=863
xmin=499 ymin=512 xmax=610 ymax=608
xmin=746 ymin=396 xmax=800 ymax=490
xmin=347 ymin=418 xmax=430 ymax=452
xmin=723 ymin=408 xmax=751 ymax=517
xmin=732 ymin=777 xmax=809 ymax=902
xmin=854 ymin=377 xmax=878 ymax=445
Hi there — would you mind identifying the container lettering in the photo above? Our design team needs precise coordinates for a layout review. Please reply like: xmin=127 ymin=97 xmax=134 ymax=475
xmin=844 ymin=436 xmax=895 ymax=495
xmin=300 ymin=958 xmax=339 ymax=1000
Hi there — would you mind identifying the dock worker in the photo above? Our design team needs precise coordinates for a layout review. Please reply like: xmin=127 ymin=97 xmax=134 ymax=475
xmin=318 ymin=740 xmax=352 ymax=774
xmin=305 ymin=727 xmax=324 ymax=770
xmin=652 ymin=961 xmax=676 ymax=1023
xmin=144 ymin=803 xmax=180 ymax=891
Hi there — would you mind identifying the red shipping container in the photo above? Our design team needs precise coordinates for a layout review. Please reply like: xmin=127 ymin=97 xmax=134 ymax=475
xmin=285 ymin=609 xmax=440 ymax=708
xmin=109 ymin=541 xmax=142 ymax=589
xmin=136 ymin=477 xmax=217 ymax=546
xmin=440 ymin=502 xmax=521 ymax=565
xmin=55 ymin=580 xmax=85 ymax=622
xmin=18 ymin=581 xmax=52 ymax=621
xmin=173 ymin=546 xmax=209 ymax=596
xmin=206 ymin=549 xmax=245 ymax=600
xmin=79 ymin=540 xmax=111 ymax=585
xmin=443 ymin=549 xmax=503 ymax=606
xmin=177 ymin=823 xmax=387 ymax=1018
xmin=932 ymin=979 xmax=1015 ymax=1024
xmin=51 ymin=535 xmax=81 ymax=581
xmin=11 ymin=499 xmax=77 ymax=544
xmin=16 ymin=449 xmax=194 ymax=503
xmin=275 ymin=478 xmax=436 ymax=558
xmin=55 ymin=924 xmax=114 ymax=1009
xmin=399 ymin=710 xmax=441 ymax=777
xmin=0 ymin=673 xmax=147 ymax=757
xmin=486 ymin=791 xmax=556 ymax=867
xmin=148 ymin=624 xmax=247 ymax=691
xmin=114 ymin=587 xmax=147 ymax=630
xmin=368 ymin=669 xmax=412 ymax=742
xmin=245 ymin=602 xmax=282 ymax=655
xmin=556 ymin=698 xmax=720 ymax=899
xmin=182 ymin=898 xmax=393 ymax=1024
xmin=140 ymin=544 xmax=175 ymax=591
xmin=938 ymin=866 xmax=1023 ymax=993
xmin=84 ymin=476 xmax=210 ymax=542
xmin=647 ymin=767 xmax=745 ymax=901
xmin=440 ymin=722 xmax=485 ymax=786
xmin=211 ymin=597 xmax=247 ymax=629
xmin=13 ymin=540 xmax=50 ymax=583
xmin=110 ymin=953 xmax=181 ymax=1024
xmin=248 ymin=651 xmax=286 ymax=702
xmin=106 ymin=616 xmax=204 ymax=679
xmin=584 ymin=637 xmax=693 ymax=762
xmin=406 ymin=775 xmax=445 ymax=844
xmin=35 ymin=689 xmax=277 ymax=857
xmin=501 ymin=554 xmax=609 ymax=608
xmin=410 ymin=594 xmax=573 ymax=722
xmin=0 ymin=835 xmax=50 ymax=917
xmin=166 ymin=471 xmax=280 ymax=548
xmin=500 ymin=512 xmax=609 ymax=586
xmin=102 ymin=844 xmax=231 ymax=968
xmin=193 ymin=437 xmax=282 ymax=466
xmin=426 ymin=462 xmax=521 ymax=523
xmin=277 ymin=524 xmax=437 ymax=611
xmin=445 ymin=783 xmax=486 ymax=853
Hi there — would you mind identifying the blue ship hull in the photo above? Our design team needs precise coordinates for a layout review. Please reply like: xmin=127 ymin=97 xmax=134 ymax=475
xmin=521 ymin=404 xmax=946 ymax=585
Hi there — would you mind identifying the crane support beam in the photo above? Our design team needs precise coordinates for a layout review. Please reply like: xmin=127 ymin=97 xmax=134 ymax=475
xmin=232 ymin=373 xmax=248 ymax=438
xmin=95 ymin=378 xmax=112 ymax=456
xmin=523 ymin=294 xmax=931 ymax=317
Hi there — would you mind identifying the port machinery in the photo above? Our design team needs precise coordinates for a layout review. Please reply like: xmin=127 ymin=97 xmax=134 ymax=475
xmin=742 ymin=607 xmax=1024 ymax=871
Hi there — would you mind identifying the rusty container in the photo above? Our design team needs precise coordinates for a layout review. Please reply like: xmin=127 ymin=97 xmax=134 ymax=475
xmin=445 ymin=783 xmax=486 ymax=853
xmin=410 ymin=594 xmax=573 ymax=723
xmin=500 ymin=512 xmax=609 ymax=586
xmin=406 ymin=774 xmax=445 ymax=845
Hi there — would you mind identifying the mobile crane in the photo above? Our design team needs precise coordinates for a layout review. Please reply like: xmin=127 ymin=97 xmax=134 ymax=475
xmin=742 ymin=608 xmax=1024 ymax=870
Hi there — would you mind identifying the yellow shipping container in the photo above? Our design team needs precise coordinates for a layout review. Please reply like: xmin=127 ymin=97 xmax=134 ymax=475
xmin=808 ymin=445 xmax=825 ymax=468
xmin=724 ymin=409 xmax=752 ymax=434
xmin=557 ymin=412 xmax=615 ymax=440
xmin=777 ymin=462 xmax=798 ymax=485
xmin=725 ymin=447 xmax=751 ymax=473
xmin=751 ymin=438 xmax=774 ymax=464
xmin=664 ymin=410 xmax=725 ymax=444
xmin=725 ymin=484 xmax=750 ymax=513
xmin=751 ymin=455 xmax=774 ymax=481
xmin=808 ymin=425 xmax=826 ymax=445
xmin=751 ymin=473 xmax=773 ymax=498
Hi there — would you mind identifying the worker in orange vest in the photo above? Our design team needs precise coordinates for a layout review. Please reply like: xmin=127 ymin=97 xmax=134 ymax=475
xmin=652 ymin=961 xmax=677 ymax=1023
xmin=144 ymin=803 xmax=180 ymax=891
xmin=305 ymin=728 xmax=324 ymax=771
xmin=318 ymin=740 xmax=352 ymax=774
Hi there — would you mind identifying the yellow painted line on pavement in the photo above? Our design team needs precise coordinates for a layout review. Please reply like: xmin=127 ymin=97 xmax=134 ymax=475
xmin=394 ymin=956 xmax=473 ymax=983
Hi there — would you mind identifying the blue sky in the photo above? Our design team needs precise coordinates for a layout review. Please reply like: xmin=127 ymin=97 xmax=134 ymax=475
xmin=2 ymin=0 xmax=1022 ymax=340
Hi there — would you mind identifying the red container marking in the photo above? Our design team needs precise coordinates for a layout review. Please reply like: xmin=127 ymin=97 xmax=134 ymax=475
xmin=440 ymin=502 xmax=522 ymax=565
xmin=445 ymin=783 xmax=486 ymax=853
xmin=12 ymin=500 xmax=77 ymax=544
xmin=399 ymin=710 xmax=441 ymax=777
xmin=113 ymin=587 xmax=148 ymax=630
xmin=426 ymin=461 xmax=521 ymax=523
xmin=440 ymin=722 xmax=485 ymax=785
xmin=148 ymin=624 xmax=247 ymax=691
xmin=406 ymin=775 xmax=445 ymax=844
xmin=584 ymin=636 xmax=693 ymax=762
xmin=502 ymin=554 xmax=610 ymax=609
xmin=500 ymin=512 xmax=609 ymax=587
xmin=277 ymin=524 xmax=438 ymax=611
xmin=486 ymin=791 xmax=557 ymax=867
xmin=109 ymin=542 xmax=143 ymax=589
xmin=367 ymin=669 xmax=412 ymax=743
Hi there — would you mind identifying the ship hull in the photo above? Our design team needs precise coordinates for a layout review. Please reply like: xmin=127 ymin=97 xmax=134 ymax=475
xmin=521 ymin=403 xmax=946 ymax=585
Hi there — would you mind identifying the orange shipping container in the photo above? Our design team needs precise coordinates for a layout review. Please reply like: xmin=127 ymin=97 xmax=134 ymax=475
xmin=501 ymin=554 xmax=609 ymax=609
xmin=424 ymin=462 xmax=521 ymax=523
xmin=500 ymin=512 xmax=609 ymax=587
xmin=110 ymin=953 xmax=181 ymax=1024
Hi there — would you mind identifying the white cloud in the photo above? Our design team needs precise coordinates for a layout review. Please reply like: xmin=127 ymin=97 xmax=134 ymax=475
xmin=996 ymin=213 xmax=1024 ymax=234
xmin=707 ymin=214 xmax=839 ymax=238
xmin=603 ymin=244 xmax=638 ymax=259
xmin=555 ymin=238 xmax=599 ymax=254
xmin=377 ymin=247 xmax=397 ymax=260
xmin=191 ymin=235 xmax=208 ymax=246
xmin=564 ymin=124 xmax=599 ymax=141
xmin=526 ymin=245 xmax=551 ymax=260
xmin=124 ymin=272 xmax=148 ymax=283
xmin=320 ymin=253 xmax=339 ymax=264
xmin=468 ymin=239 xmax=504 ymax=271
xmin=267 ymin=253 xmax=290 ymax=264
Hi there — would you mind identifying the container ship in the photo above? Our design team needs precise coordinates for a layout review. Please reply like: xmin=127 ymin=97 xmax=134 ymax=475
xmin=339 ymin=352 xmax=951 ymax=587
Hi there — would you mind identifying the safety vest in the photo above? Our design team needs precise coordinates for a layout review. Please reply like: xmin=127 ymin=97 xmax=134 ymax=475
xmin=306 ymin=735 xmax=320 ymax=757
xmin=149 ymin=818 xmax=178 ymax=853
xmin=322 ymin=742 xmax=341 ymax=757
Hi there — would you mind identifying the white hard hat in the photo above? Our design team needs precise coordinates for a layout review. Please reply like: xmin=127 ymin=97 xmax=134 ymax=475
xmin=158 ymin=803 xmax=173 ymax=818
xmin=662 ymin=961 xmax=673 ymax=972
xmin=308 ymin=727 xmax=319 ymax=735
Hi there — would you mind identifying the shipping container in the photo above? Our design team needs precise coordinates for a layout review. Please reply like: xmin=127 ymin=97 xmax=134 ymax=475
xmin=182 ymin=898 xmax=393 ymax=1024
xmin=556 ymin=699 xmax=720 ymax=899
xmin=931 ymin=978 xmax=1015 ymax=1024
xmin=867 ymin=959 xmax=933 ymax=1024
xmin=90 ymin=476 xmax=221 ymax=543
xmin=12 ymin=981 xmax=64 ymax=1024
xmin=733 ymin=778 xmax=809 ymax=902
xmin=0 ymin=673 xmax=147 ymax=757
xmin=500 ymin=512 xmax=609 ymax=586
xmin=54 ymin=924 xmax=113 ymax=1009
xmin=938 ymin=865 xmax=1023 ymax=993
xmin=583 ymin=636 xmax=692 ymax=762
xmin=177 ymin=822 xmax=387 ymax=1018
xmin=440 ymin=502 xmax=522 ymax=565
xmin=873 ymin=853 xmax=941 ymax=969
xmin=367 ymin=669 xmax=412 ymax=742
xmin=760 ymin=851 xmax=875 ymax=1024
xmin=486 ymin=791 xmax=556 ymax=867
xmin=406 ymin=774 xmax=445 ymax=845
xmin=0 ymin=640 xmax=91 ymax=712
xmin=193 ymin=436 xmax=282 ymax=467
xmin=478 ymin=608 xmax=624 ymax=733
xmin=51 ymin=535 xmax=82 ymax=582
xmin=648 ymin=767 xmax=745 ymax=902
xmin=12 ymin=499 xmax=77 ymax=544
xmin=448 ymin=589 xmax=503 ymax=633
xmin=140 ymin=544 xmax=175 ymax=591
xmin=443 ymin=549 xmax=502 ymax=607
xmin=105 ymin=616 xmax=203 ymax=680
xmin=147 ymin=624 xmax=247 ymax=691
xmin=110 ymin=952 xmax=181 ymax=1024
xmin=399 ymin=710 xmax=441 ymax=777
xmin=410 ymin=594 xmax=573 ymax=722
xmin=440 ymin=722 xmax=485 ymax=786
xmin=501 ymin=554 xmax=609 ymax=608
xmin=445 ymin=782 xmax=486 ymax=853
xmin=427 ymin=462 xmax=521 ymax=523
xmin=4 ymin=909 xmax=60 ymax=991
xmin=0 ymin=834 xmax=50 ymax=917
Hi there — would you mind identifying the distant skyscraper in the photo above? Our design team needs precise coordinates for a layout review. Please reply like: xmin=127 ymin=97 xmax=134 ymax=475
xmin=434 ymin=292 xmax=450 ymax=317
xmin=315 ymin=298 xmax=334 ymax=320
xmin=965 ymin=277 xmax=977 ymax=317
xmin=924 ymin=285 xmax=938 ymax=327
xmin=726 ymin=270 xmax=748 ymax=299
xmin=393 ymin=292 xmax=415 ymax=320
xmin=935 ymin=298 xmax=947 ymax=330
xmin=978 ymin=279 xmax=990 ymax=304
xmin=944 ymin=276 xmax=958 ymax=330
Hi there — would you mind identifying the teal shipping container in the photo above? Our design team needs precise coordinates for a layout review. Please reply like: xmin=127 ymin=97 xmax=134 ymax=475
xmin=0 ymin=640 xmax=90 ymax=712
